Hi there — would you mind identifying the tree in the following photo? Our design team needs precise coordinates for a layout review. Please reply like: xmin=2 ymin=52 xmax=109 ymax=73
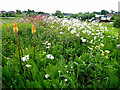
xmin=70 ymin=14 xmax=78 ymax=18
xmin=31 ymin=10 xmax=35 ymax=13
xmin=27 ymin=9 xmax=31 ymax=14
xmin=2 ymin=12 xmax=15 ymax=17
xmin=16 ymin=10 xmax=22 ymax=14
xmin=78 ymin=14 xmax=88 ymax=21
xmin=85 ymin=12 xmax=89 ymax=14
xmin=81 ymin=14 xmax=88 ymax=21
xmin=38 ymin=11 xmax=45 ymax=14
xmin=110 ymin=10 xmax=115 ymax=14
xmin=55 ymin=10 xmax=64 ymax=18
xmin=78 ymin=12 xmax=82 ymax=14
xmin=87 ymin=13 xmax=95 ymax=19
xmin=93 ymin=11 xmax=101 ymax=15
xmin=101 ymin=10 xmax=109 ymax=15
xmin=113 ymin=16 xmax=120 ymax=28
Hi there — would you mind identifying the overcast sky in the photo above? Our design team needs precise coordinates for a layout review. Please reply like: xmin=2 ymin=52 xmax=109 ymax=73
xmin=1 ymin=0 xmax=120 ymax=13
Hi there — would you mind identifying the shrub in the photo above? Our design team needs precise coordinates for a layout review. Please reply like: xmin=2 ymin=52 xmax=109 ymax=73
xmin=15 ymin=14 xmax=23 ymax=17
xmin=113 ymin=16 xmax=120 ymax=28
xmin=1 ymin=12 xmax=15 ymax=17
xmin=110 ymin=16 xmax=115 ymax=21
xmin=70 ymin=14 xmax=78 ymax=19
xmin=55 ymin=10 xmax=64 ymax=18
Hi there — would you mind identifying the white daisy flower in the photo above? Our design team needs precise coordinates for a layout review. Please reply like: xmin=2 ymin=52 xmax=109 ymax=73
xmin=21 ymin=57 xmax=27 ymax=62
xmin=43 ymin=41 xmax=48 ymax=44
xmin=71 ymin=30 xmax=76 ymax=34
xmin=25 ymin=55 xmax=29 ymax=59
xmin=91 ymin=33 xmax=94 ymax=35
xmin=25 ymin=65 xmax=31 ymax=67
xmin=94 ymin=36 xmax=97 ymax=40
xmin=46 ymin=46 xmax=51 ymax=48
xmin=48 ymin=43 xmax=51 ymax=45
xmin=65 ymin=79 xmax=68 ymax=82
xmin=66 ymin=71 xmax=69 ymax=73
xmin=105 ymin=50 xmax=110 ymax=53
xmin=117 ymin=44 xmax=120 ymax=47
xmin=100 ymin=43 xmax=104 ymax=47
xmin=76 ymin=34 xmax=79 ymax=37
xmin=45 ymin=74 xmax=50 ymax=78
xmin=43 ymin=52 xmax=46 ymax=54
xmin=58 ymin=70 xmax=61 ymax=73
xmin=81 ymin=37 xmax=86 ymax=42
xmin=60 ymin=32 xmax=63 ymax=34
xmin=65 ymin=65 xmax=67 ymax=68
xmin=46 ymin=54 xmax=54 ymax=60
xmin=45 ymin=41 xmax=48 ymax=44
xmin=90 ymin=39 xmax=93 ymax=43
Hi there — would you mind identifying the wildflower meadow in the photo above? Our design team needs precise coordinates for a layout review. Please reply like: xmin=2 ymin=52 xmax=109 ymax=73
xmin=1 ymin=15 xmax=120 ymax=88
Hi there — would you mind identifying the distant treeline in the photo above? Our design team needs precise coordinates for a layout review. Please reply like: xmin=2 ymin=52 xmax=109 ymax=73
xmin=53 ymin=10 xmax=118 ymax=21
xmin=0 ymin=9 xmax=45 ymax=17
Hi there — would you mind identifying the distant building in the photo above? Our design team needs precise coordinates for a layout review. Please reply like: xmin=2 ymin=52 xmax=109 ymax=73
xmin=49 ymin=13 xmax=52 ymax=15
xmin=63 ymin=13 xmax=72 ymax=16
xmin=95 ymin=14 xmax=103 ymax=20
xmin=31 ymin=12 xmax=36 ymax=14
xmin=22 ymin=11 xmax=27 ymax=14
xmin=101 ymin=16 xmax=107 ymax=20
xmin=118 ymin=11 xmax=120 ymax=14
xmin=95 ymin=14 xmax=100 ymax=19
xmin=95 ymin=14 xmax=114 ymax=22
xmin=8 ymin=11 xmax=15 ymax=14
xmin=105 ymin=14 xmax=114 ymax=20
xmin=45 ymin=13 xmax=50 ymax=15
xmin=0 ymin=10 xmax=6 ymax=14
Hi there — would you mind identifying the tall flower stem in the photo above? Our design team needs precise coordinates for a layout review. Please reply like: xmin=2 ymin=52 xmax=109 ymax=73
xmin=13 ymin=23 xmax=22 ymax=66
xmin=14 ymin=23 xmax=23 ymax=73
xmin=19 ymin=37 xmax=23 ymax=57
xmin=33 ymin=35 xmax=35 ymax=61
xmin=63 ymin=34 xmax=65 ymax=55
xmin=16 ymin=34 xmax=22 ymax=66
xmin=20 ymin=46 xmax=23 ymax=57
xmin=32 ymin=25 xmax=36 ymax=62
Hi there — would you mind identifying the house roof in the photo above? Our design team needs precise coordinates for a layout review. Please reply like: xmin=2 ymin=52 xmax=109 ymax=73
xmin=63 ymin=13 xmax=72 ymax=16
xmin=22 ymin=11 xmax=27 ymax=13
xmin=8 ymin=11 xmax=15 ymax=14
xmin=0 ymin=10 xmax=6 ymax=12
xmin=0 ymin=10 xmax=6 ymax=14
xmin=95 ymin=14 xmax=104 ymax=17
xmin=105 ymin=14 xmax=114 ymax=17
xmin=101 ymin=17 xmax=106 ymax=20
xmin=95 ymin=14 xmax=114 ymax=18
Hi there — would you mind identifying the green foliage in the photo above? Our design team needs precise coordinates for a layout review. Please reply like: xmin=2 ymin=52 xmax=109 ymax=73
xmin=70 ymin=14 xmax=78 ymax=19
xmin=16 ymin=10 xmax=22 ymax=14
xmin=54 ymin=10 xmax=64 ymax=18
xmin=27 ymin=9 xmax=35 ymax=14
xmin=1 ymin=12 xmax=15 ymax=17
xmin=15 ymin=14 xmax=23 ymax=17
xmin=2 ymin=16 xmax=120 ymax=89
xmin=70 ymin=13 xmax=95 ymax=21
xmin=113 ymin=16 xmax=120 ymax=28
xmin=93 ymin=11 xmax=101 ymax=15
xmin=101 ymin=10 xmax=109 ymax=15
xmin=110 ymin=10 xmax=115 ymax=14
xmin=110 ymin=16 xmax=115 ymax=21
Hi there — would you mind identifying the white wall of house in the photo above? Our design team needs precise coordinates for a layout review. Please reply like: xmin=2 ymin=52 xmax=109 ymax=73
xmin=101 ymin=17 xmax=106 ymax=20
xmin=107 ymin=17 xmax=111 ymax=20
xmin=95 ymin=14 xmax=112 ymax=20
